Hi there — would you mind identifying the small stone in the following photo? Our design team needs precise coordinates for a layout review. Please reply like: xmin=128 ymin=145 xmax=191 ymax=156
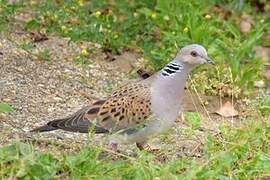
xmin=38 ymin=84 xmax=45 ymax=87
xmin=53 ymin=97 xmax=62 ymax=101
xmin=2 ymin=98 xmax=12 ymax=103
xmin=22 ymin=127 xmax=30 ymax=132
xmin=0 ymin=113 xmax=7 ymax=118
xmin=262 ymin=69 xmax=270 ymax=79
xmin=48 ymin=107 xmax=55 ymax=113
xmin=254 ymin=80 xmax=266 ymax=88
xmin=15 ymin=67 xmax=23 ymax=72
xmin=239 ymin=20 xmax=252 ymax=33
xmin=253 ymin=46 xmax=270 ymax=62
xmin=94 ymin=43 xmax=101 ymax=49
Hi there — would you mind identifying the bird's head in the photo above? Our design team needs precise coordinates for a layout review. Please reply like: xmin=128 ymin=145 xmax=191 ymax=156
xmin=176 ymin=44 xmax=214 ymax=66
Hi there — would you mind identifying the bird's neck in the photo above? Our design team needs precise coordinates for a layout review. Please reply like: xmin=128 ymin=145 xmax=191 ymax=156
xmin=150 ymin=60 xmax=192 ymax=121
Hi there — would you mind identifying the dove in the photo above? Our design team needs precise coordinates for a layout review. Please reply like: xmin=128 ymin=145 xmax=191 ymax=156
xmin=31 ymin=44 xmax=214 ymax=154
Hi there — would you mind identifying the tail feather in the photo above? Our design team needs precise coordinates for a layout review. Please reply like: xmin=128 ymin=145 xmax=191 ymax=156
xmin=31 ymin=105 xmax=108 ymax=134
xmin=30 ymin=124 xmax=58 ymax=132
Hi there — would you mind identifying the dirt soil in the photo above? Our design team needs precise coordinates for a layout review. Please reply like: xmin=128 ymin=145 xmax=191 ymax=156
xmin=0 ymin=31 xmax=249 ymax=159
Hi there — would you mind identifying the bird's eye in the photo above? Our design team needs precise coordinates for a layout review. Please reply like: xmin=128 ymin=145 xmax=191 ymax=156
xmin=190 ymin=51 xmax=198 ymax=57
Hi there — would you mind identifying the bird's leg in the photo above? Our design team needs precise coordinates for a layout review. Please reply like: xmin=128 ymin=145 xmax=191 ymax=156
xmin=136 ymin=142 xmax=145 ymax=150
xmin=136 ymin=142 xmax=149 ymax=151
xmin=136 ymin=142 xmax=160 ymax=152
xmin=110 ymin=141 xmax=118 ymax=160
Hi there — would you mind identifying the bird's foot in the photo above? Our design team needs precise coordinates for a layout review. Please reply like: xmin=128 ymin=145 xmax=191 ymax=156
xmin=136 ymin=142 xmax=159 ymax=152
xmin=110 ymin=142 xmax=118 ymax=160
xmin=136 ymin=142 xmax=164 ymax=160
xmin=136 ymin=142 xmax=146 ymax=151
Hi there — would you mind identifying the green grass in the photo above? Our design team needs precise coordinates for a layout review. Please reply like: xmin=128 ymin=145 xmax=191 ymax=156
xmin=36 ymin=49 xmax=51 ymax=62
xmin=1 ymin=93 xmax=269 ymax=179
xmin=0 ymin=102 xmax=13 ymax=113
xmin=1 ymin=117 xmax=270 ymax=179
xmin=1 ymin=0 xmax=269 ymax=96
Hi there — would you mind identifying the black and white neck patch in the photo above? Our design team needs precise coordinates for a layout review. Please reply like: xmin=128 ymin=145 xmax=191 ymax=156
xmin=161 ymin=62 xmax=183 ymax=77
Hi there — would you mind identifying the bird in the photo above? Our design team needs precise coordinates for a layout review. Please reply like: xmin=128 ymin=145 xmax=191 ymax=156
xmin=31 ymin=44 xmax=214 ymax=155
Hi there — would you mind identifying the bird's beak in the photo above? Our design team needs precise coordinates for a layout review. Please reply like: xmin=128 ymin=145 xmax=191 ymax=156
xmin=205 ymin=57 xmax=214 ymax=65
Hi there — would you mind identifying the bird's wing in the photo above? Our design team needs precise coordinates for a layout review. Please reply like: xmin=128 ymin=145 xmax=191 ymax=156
xmin=31 ymin=81 xmax=153 ymax=134
xmin=31 ymin=104 xmax=108 ymax=133
xmin=96 ymin=82 xmax=152 ymax=132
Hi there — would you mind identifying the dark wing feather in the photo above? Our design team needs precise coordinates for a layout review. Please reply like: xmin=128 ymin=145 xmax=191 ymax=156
xmin=31 ymin=103 xmax=108 ymax=133
xmin=47 ymin=107 xmax=91 ymax=133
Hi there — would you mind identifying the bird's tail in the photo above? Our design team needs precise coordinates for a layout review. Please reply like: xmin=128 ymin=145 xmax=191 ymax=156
xmin=30 ymin=103 xmax=108 ymax=134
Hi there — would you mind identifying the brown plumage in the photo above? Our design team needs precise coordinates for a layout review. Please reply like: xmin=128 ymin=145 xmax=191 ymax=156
xmin=31 ymin=81 xmax=152 ymax=134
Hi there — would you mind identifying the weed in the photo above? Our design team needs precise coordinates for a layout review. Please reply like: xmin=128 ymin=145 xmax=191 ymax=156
xmin=0 ymin=0 xmax=23 ymax=31
xmin=36 ymin=49 xmax=51 ymax=62
xmin=184 ymin=112 xmax=201 ymax=130
xmin=74 ymin=56 xmax=92 ymax=65
xmin=0 ymin=0 xmax=269 ymax=96
xmin=250 ymin=92 xmax=270 ymax=117
xmin=102 ymin=80 xmax=114 ymax=93
xmin=20 ymin=42 xmax=34 ymax=51
xmin=1 ymin=118 xmax=270 ymax=179
xmin=0 ymin=102 xmax=13 ymax=113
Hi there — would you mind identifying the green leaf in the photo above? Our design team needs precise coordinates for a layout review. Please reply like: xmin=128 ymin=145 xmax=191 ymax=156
xmin=0 ymin=102 xmax=13 ymax=113
xmin=184 ymin=112 xmax=201 ymax=129
xmin=25 ymin=19 xmax=41 ymax=30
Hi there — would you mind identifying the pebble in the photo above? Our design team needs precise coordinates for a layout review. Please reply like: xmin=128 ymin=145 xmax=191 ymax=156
xmin=53 ymin=97 xmax=63 ymax=101
xmin=240 ymin=20 xmax=252 ymax=33
xmin=2 ymin=98 xmax=12 ymax=103
xmin=254 ymin=80 xmax=266 ymax=88
xmin=38 ymin=84 xmax=45 ymax=87
xmin=253 ymin=46 xmax=270 ymax=62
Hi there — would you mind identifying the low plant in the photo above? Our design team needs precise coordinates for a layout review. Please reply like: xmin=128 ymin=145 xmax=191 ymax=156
xmin=0 ymin=102 xmax=13 ymax=113
xmin=1 ymin=0 xmax=269 ymax=96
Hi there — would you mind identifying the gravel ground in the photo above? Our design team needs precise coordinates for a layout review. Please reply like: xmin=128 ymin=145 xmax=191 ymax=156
xmin=0 ymin=32 xmax=132 ymax=149
xmin=0 ymin=31 xmax=257 ymax=158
